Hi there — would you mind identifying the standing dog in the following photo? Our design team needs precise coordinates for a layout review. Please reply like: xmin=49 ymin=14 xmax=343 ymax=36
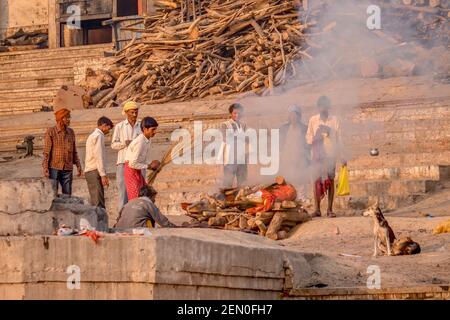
xmin=363 ymin=204 xmax=396 ymax=256
xmin=363 ymin=204 xmax=421 ymax=256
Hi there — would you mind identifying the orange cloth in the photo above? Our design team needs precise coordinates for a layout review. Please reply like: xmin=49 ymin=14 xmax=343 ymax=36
xmin=80 ymin=230 xmax=101 ymax=243
xmin=54 ymin=108 xmax=71 ymax=122
xmin=246 ymin=184 xmax=297 ymax=214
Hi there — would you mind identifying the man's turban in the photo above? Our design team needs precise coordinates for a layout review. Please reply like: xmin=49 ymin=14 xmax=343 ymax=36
xmin=54 ymin=108 xmax=71 ymax=122
xmin=122 ymin=101 xmax=139 ymax=115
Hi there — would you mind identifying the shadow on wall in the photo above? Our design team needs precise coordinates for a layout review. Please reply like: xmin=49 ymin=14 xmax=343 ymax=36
xmin=0 ymin=0 xmax=9 ymax=41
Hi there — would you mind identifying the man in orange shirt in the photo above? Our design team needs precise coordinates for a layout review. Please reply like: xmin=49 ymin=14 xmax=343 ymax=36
xmin=42 ymin=108 xmax=83 ymax=195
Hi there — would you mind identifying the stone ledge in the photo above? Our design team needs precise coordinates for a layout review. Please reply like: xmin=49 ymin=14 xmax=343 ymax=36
xmin=0 ymin=230 xmax=321 ymax=299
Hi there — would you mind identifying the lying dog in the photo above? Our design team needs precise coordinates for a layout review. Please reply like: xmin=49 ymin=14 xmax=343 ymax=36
xmin=363 ymin=204 xmax=420 ymax=256
xmin=392 ymin=236 xmax=421 ymax=256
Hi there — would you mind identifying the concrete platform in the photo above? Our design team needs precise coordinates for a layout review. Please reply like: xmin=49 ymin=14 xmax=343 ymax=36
xmin=0 ymin=229 xmax=318 ymax=299
xmin=0 ymin=179 xmax=109 ymax=235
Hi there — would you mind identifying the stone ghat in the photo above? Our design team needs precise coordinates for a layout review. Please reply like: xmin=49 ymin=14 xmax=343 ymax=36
xmin=0 ymin=179 xmax=109 ymax=235
xmin=0 ymin=229 xmax=318 ymax=300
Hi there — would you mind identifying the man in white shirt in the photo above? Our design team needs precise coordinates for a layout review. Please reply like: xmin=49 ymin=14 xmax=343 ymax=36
xmin=124 ymin=116 xmax=161 ymax=201
xmin=84 ymin=117 xmax=114 ymax=209
xmin=220 ymin=103 xmax=248 ymax=188
xmin=111 ymin=101 xmax=142 ymax=211
xmin=306 ymin=96 xmax=346 ymax=218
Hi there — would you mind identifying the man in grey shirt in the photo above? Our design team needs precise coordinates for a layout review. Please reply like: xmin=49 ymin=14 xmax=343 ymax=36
xmin=115 ymin=185 xmax=176 ymax=229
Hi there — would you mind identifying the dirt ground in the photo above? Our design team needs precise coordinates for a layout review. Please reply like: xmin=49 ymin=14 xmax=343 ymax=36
xmin=1 ymin=155 xmax=450 ymax=289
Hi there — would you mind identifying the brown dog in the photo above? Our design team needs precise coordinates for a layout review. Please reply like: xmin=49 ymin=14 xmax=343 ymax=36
xmin=363 ymin=204 xmax=421 ymax=256
xmin=392 ymin=236 xmax=421 ymax=255
xmin=363 ymin=204 xmax=396 ymax=256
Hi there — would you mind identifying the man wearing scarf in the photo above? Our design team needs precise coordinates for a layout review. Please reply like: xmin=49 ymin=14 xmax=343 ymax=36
xmin=42 ymin=108 xmax=82 ymax=195
xmin=111 ymin=101 xmax=142 ymax=211
xmin=306 ymin=96 xmax=345 ymax=218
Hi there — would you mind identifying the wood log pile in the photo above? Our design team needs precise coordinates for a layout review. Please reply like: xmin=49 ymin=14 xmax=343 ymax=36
xmin=181 ymin=178 xmax=311 ymax=240
xmin=79 ymin=0 xmax=449 ymax=108
xmin=90 ymin=0 xmax=314 ymax=108
xmin=0 ymin=28 xmax=48 ymax=53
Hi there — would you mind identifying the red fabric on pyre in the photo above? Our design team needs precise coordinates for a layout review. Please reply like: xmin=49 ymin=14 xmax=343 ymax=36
xmin=246 ymin=184 xmax=297 ymax=214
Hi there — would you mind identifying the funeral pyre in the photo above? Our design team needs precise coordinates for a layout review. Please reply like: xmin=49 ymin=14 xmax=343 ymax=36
xmin=181 ymin=176 xmax=311 ymax=240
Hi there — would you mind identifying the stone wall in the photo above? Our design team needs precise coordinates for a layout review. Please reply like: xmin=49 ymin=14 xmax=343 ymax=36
xmin=0 ymin=179 xmax=109 ymax=235
xmin=0 ymin=229 xmax=316 ymax=299
xmin=0 ymin=0 xmax=49 ymax=40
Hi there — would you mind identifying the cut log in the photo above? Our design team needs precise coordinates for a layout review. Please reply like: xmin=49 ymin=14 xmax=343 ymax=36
xmin=208 ymin=217 xmax=227 ymax=226
xmin=265 ymin=212 xmax=284 ymax=240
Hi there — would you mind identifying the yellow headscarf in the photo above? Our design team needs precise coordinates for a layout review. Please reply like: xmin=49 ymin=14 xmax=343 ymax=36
xmin=122 ymin=101 xmax=139 ymax=115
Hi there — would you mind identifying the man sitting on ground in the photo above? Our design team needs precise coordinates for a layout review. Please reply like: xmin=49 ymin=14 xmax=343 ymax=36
xmin=115 ymin=185 xmax=176 ymax=229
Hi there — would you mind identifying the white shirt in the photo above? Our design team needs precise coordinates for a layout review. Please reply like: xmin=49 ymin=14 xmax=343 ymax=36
xmin=218 ymin=119 xmax=248 ymax=165
xmin=124 ymin=133 xmax=151 ymax=170
xmin=84 ymin=128 xmax=107 ymax=176
xmin=306 ymin=114 xmax=342 ymax=158
xmin=111 ymin=119 xmax=142 ymax=164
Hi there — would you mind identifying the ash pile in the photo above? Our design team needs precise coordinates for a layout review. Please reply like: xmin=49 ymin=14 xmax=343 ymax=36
xmin=181 ymin=176 xmax=311 ymax=240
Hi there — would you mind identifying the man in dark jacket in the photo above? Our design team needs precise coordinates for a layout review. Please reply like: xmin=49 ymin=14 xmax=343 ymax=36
xmin=115 ymin=185 xmax=176 ymax=229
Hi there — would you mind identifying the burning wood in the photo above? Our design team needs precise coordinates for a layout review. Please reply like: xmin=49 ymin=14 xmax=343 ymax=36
xmin=181 ymin=176 xmax=311 ymax=240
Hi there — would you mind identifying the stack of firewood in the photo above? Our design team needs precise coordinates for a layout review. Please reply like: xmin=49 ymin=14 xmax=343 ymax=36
xmin=93 ymin=0 xmax=314 ymax=108
xmin=0 ymin=28 xmax=48 ymax=52
xmin=83 ymin=0 xmax=449 ymax=108
xmin=181 ymin=183 xmax=311 ymax=241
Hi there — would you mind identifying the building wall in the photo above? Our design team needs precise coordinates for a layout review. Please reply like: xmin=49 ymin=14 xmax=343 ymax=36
xmin=0 ymin=0 xmax=48 ymax=39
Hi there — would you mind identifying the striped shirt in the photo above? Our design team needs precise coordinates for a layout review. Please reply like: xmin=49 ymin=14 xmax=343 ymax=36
xmin=42 ymin=125 xmax=81 ymax=172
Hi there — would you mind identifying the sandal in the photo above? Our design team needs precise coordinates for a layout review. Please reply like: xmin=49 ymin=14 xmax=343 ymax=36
xmin=327 ymin=211 xmax=337 ymax=218
xmin=311 ymin=211 xmax=322 ymax=218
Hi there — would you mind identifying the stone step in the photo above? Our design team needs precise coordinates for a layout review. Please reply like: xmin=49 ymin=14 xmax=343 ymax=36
xmin=349 ymin=179 xmax=438 ymax=197
xmin=0 ymin=99 xmax=51 ymax=113
xmin=0 ymin=76 xmax=73 ymax=90
xmin=334 ymin=194 xmax=426 ymax=211
xmin=0 ymin=124 xmax=177 ymax=152
xmin=348 ymin=127 xmax=450 ymax=144
xmin=0 ymin=65 xmax=73 ymax=80
xmin=153 ymin=176 xmax=221 ymax=191
xmin=0 ymin=86 xmax=60 ymax=100
xmin=0 ymin=43 xmax=113 ymax=63
xmin=355 ymin=104 xmax=450 ymax=122
xmin=348 ymin=141 xmax=450 ymax=156
xmin=156 ymin=164 xmax=222 ymax=180
xmin=349 ymin=165 xmax=450 ymax=181
xmin=348 ymin=151 xmax=450 ymax=168
xmin=0 ymin=54 xmax=106 ymax=71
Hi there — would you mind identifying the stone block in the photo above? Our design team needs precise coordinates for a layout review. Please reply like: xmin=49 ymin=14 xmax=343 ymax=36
xmin=0 ymin=229 xmax=320 ymax=299
xmin=0 ymin=178 xmax=55 ymax=214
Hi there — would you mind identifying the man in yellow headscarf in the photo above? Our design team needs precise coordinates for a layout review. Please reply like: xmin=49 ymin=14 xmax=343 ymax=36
xmin=111 ymin=101 xmax=142 ymax=211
